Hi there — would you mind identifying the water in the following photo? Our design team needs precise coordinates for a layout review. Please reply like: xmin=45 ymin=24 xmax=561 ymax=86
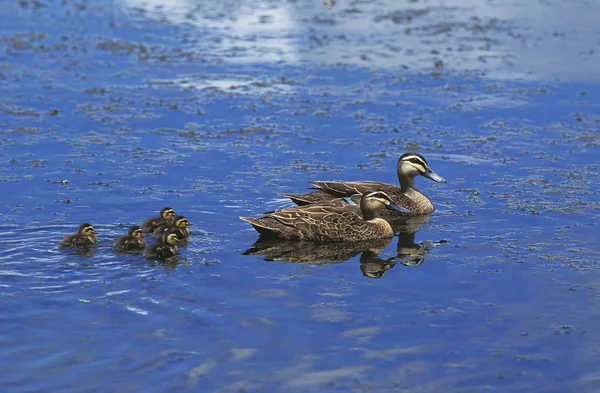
xmin=1 ymin=0 xmax=599 ymax=392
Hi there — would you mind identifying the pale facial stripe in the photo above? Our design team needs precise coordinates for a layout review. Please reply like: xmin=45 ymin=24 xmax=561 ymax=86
xmin=401 ymin=155 xmax=427 ymax=172
xmin=364 ymin=191 xmax=391 ymax=203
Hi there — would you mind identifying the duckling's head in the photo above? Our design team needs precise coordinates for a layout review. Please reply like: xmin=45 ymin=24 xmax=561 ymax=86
xmin=398 ymin=152 xmax=446 ymax=183
xmin=77 ymin=223 xmax=96 ymax=235
xmin=162 ymin=232 xmax=179 ymax=245
xmin=360 ymin=191 xmax=410 ymax=219
xmin=128 ymin=226 xmax=144 ymax=239
xmin=160 ymin=207 xmax=176 ymax=222
xmin=174 ymin=216 xmax=191 ymax=228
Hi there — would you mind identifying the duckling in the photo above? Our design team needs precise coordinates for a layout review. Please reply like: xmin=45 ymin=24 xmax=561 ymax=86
xmin=281 ymin=152 xmax=447 ymax=216
xmin=140 ymin=207 xmax=176 ymax=233
xmin=240 ymin=190 xmax=410 ymax=241
xmin=145 ymin=231 xmax=179 ymax=259
xmin=59 ymin=223 xmax=97 ymax=247
xmin=152 ymin=215 xmax=191 ymax=239
xmin=114 ymin=226 xmax=146 ymax=251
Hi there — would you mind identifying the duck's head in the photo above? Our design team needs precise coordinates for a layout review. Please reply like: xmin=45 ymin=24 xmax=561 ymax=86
xmin=128 ymin=226 xmax=144 ymax=239
xmin=398 ymin=152 xmax=446 ymax=183
xmin=361 ymin=191 xmax=411 ymax=218
xmin=160 ymin=207 xmax=176 ymax=222
xmin=77 ymin=223 xmax=96 ymax=236
xmin=162 ymin=231 xmax=179 ymax=245
xmin=174 ymin=216 xmax=191 ymax=228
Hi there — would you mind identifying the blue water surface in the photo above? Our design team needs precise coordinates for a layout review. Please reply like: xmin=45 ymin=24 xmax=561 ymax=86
xmin=1 ymin=0 xmax=599 ymax=392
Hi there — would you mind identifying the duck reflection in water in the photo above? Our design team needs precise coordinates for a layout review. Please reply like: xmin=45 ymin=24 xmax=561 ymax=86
xmin=243 ymin=225 xmax=442 ymax=278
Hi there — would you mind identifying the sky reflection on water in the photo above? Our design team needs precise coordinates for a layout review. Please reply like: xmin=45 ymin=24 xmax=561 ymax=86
xmin=121 ymin=0 xmax=600 ymax=81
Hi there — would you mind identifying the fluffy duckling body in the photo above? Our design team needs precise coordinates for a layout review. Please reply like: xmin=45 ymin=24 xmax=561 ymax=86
xmin=141 ymin=207 xmax=176 ymax=233
xmin=152 ymin=215 xmax=191 ymax=239
xmin=114 ymin=226 xmax=146 ymax=251
xmin=60 ymin=223 xmax=97 ymax=247
xmin=145 ymin=232 xmax=179 ymax=259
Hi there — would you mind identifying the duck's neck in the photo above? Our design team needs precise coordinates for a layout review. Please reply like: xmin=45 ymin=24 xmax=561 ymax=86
xmin=362 ymin=208 xmax=377 ymax=221
xmin=399 ymin=174 xmax=416 ymax=192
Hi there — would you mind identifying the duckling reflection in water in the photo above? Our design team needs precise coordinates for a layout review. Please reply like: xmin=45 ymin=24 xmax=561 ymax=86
xmin=281 ymin=152 xmax=446 ymax=216
xmin=240 ymin=191 xmax=409 ymax=241
xmin=59 ymin=223 xmax=97 ymax=247
xmin=141 ymin=207 xmax=176 ymax=233
xmin=145 ymin=232 xmax=179 ymax=260
xmin=114 ymin=226 xmax=145 ymax=252
xmin=152 ymin=215 xmax=191 ymax=240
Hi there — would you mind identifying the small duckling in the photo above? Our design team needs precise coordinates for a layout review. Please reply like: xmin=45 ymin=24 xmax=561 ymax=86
xmin=60 ymin=223 xmax=97 ymax=247
xmin=152 ymin=215 xmax=191 ymax=239
xmin=145 ymin=231 xmax=179 ymax=259
xmin=114 ymin=226 xmax=146 ymax=251
xmin=141 ymin=207 xmax=176 ymax=233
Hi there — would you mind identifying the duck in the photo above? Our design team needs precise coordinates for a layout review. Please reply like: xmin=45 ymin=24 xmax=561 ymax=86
xmin=152 ymin=215 xmax=191 ymax=239
xmin=240 ymin=190 xmax=410 ymax=241
xmin=59 ymin=223 xmax=97 ymax=247
xmin=281 ymin=152 xmax=446 ymax=216
xmin=145 ymin=231 xmax=179 ymax=259
xmin=140 ymin=207 xmax=176 ymax=232
xmin=114 ymin=226 xmax=146 ymax=251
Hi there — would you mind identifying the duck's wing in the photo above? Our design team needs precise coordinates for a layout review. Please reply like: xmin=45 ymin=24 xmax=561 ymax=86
xmin=267 ymin=204 xmax=363 ymax=240
xmin=309 ymin=180 xmax=393 ymax=196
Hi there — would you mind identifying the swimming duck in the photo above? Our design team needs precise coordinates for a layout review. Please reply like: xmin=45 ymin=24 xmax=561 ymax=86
xmin=152 ymin=215 xmax=191 ymax=239
xmin=281 ymin=152 xmax=446 ymax=216
xmin=114 ymin=226 xmax=146 ymax=251
xmin=140 ymin=207 xmax=176 ymax=233
xmin=145 ymin=231 xmax=179 ymax=259
xmin=59 ymin=223 xmax=97 ymax=247
xmin=240 ymin=190 xmax=410 ymax=241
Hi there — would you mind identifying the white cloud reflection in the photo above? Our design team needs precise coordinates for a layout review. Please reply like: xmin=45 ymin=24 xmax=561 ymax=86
xmin=120 ymin=0 xmax=600 ymax=82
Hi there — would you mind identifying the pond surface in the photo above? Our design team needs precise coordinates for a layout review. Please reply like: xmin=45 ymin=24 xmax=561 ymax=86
xmin=1 ymin=0 xmax=599 ymax=392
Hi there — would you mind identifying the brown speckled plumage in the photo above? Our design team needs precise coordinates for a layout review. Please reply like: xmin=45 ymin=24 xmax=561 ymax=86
xmin=240 ymin=191 xmax=409 ymax=241
xmin=281 ymin=152 xmax=446 ymax=216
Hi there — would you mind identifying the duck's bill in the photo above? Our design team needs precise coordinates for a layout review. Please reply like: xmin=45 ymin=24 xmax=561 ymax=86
xmin=386 ymin=201 xmax=411 ymax=214
xmin=422 ymin=167 xmax=447 ymax=183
